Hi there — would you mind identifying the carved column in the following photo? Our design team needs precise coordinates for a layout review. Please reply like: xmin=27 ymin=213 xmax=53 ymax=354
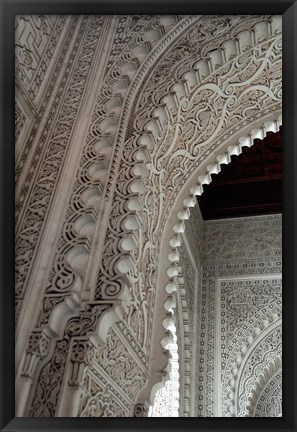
xmin=57 ymin=337 xmax=97 ymax=416
xmin=16 ymin=330 xmax=52 ymax=416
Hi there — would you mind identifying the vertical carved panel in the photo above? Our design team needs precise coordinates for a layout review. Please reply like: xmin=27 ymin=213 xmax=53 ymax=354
xmin=15 ymin=102 xmax=26 ymax=142
xmin=134 ymin=402 xmax=150 ymax=417
xmin=197 ymin=214 xmax=282 ymax=417
xmin=15 ymin=15 xmax=64 ymax=104
xmin=15 ymin=16 xmax=105 ymax=319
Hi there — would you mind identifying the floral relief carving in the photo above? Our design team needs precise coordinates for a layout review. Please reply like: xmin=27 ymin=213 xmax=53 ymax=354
xmin=40 ymin=15 xmax=180 ymax=307
xmin=51 ymin=19 xmax=283 ymax=393
xmin=21 ymin=331 xmax=52 ymax=379
xmin=35 ymin=295 xmax=67 ymax=328
xmin=221 ymin=305 xmax=282 ymax=416
xmin=15 ymin=17 xmax=108 ymax=327
xmin=118 ymin=27 xmax=281 ymax=364
xmin=116 ymin=321 xmax=147 ymax=367
xmin=20 ymin=16 xmax=188 ymax=417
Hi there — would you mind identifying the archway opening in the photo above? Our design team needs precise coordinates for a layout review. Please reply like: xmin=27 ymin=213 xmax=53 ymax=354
xmin=149 ymin=125 xmax=282 ymax=417
xmin=184 ymin=128 xmax=282 ymax=417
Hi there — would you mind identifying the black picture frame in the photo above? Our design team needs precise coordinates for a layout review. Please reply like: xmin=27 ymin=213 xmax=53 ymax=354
xmin=1 ymin=1 xmax=296 ymax=431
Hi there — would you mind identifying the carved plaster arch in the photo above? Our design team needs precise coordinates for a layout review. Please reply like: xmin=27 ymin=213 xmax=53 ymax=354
xmin=116 ymin=16 xmax=282 ymax=408
xmin=15 ymin=15 xmax=212 ymax=417
xmin=94 ymin=16 xmax=282 ymax=357
xmin=92 ymin=14 xmax=282 ymax=304
xmin=16 ymin=16 xmax=196 ymax=415
xmin=36 ymin=15 xmax=190 ymax=300
xmin=88 ymin=17 xmax=282 ymax=415
xmin=112 ymin=16 xmax=282 ymax=286
xmin=138 ymin=113 xmax=282 ymax=408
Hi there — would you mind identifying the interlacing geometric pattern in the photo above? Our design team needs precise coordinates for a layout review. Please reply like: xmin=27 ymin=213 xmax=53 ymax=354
xmin=15 ymin=15 xmax=282 ymax=417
